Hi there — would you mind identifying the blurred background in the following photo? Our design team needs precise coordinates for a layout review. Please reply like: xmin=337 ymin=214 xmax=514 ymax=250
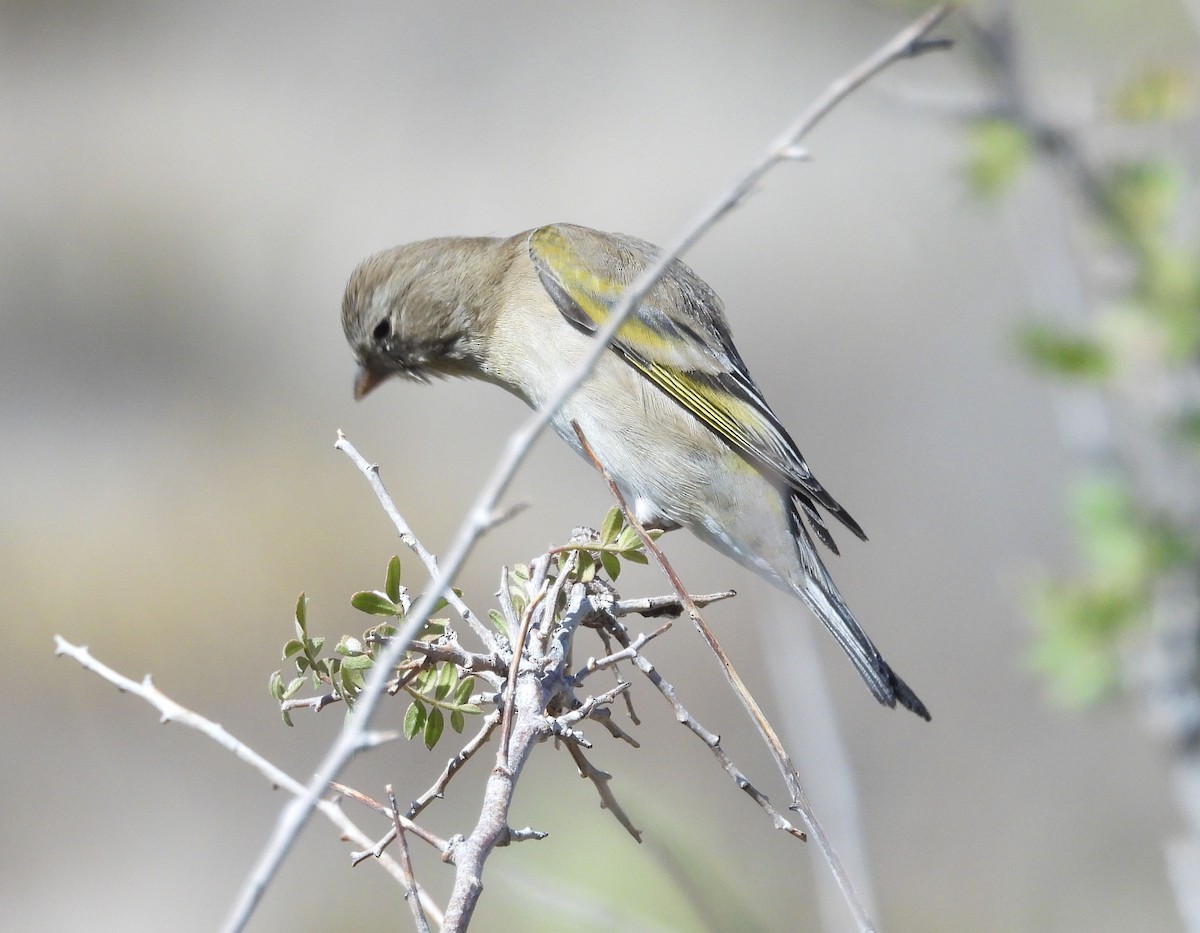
xmin=3 ymin=1 xmax=1196 ymax=930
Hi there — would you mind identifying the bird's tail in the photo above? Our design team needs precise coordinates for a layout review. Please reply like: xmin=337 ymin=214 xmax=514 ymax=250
xmin=789 ymin=510 xmax=930 ymax=721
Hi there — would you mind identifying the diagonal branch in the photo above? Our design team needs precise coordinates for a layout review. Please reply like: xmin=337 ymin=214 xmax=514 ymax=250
xmin=225 ymin=10 xmax=952 ymax=928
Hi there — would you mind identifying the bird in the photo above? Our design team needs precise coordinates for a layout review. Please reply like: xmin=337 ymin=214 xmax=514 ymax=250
xmin=341 ymin=223 xmax=929 ymax=720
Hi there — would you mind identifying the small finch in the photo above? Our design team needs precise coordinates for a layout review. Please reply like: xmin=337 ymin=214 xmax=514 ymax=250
xmin=342 ymin=223 xmax=929 ymax=720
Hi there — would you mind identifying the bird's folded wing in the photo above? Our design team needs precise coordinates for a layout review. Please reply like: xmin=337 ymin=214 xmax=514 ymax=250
xmin=529 ymin=223 xmax=865 ymax=549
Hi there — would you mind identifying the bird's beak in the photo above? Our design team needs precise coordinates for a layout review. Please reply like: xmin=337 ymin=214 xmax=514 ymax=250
xmin=353 ymin=360 xmax=389 ymax=400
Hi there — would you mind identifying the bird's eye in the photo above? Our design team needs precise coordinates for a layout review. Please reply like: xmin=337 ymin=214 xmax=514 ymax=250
xmin=372 ymin=319 xmax=391 ymax=343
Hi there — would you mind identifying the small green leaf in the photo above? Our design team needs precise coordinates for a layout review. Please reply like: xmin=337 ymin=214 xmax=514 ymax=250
xmin=351 ymin=590 xmax=401 ymax=616
xmin=615 ymin=525 xmax=641 ymax=552
xmin=451 ymin=709 xmax=465 ymax=734
xmin=340 ymin=665 xmax=363 ymax=694
xmin=1016 ymin=322 xmax=1113 ymax=380
xmin=578 ymin=555 xmax=597 ymax=583
xmin=308 ymin=636 xmax=325 ymax=655
xmin=284 ymin=677 xmax=305 ymax=699
xmin=488 ymin=608 xmax=507 ymax=634
xmin=1112 ymin=66 xmax=1194 ymax=122
xmin=268 ymin=670 xmax=284 ymax=700
xmin=340 ymin=653 xmax=374 ymax=671
xmin=600 ymin=506 xmax=623 ymax=545
xmin=295 ymin=593 xmax=308 ymax=629
xmin=621 ymin=549 xmax=649 ymax=565
xmin=600 ymin=550 xmax=621 ymax=581
xmin=434 ymin=662 xmax=456 ymax=700
xmin=424 ymin=707 xmax=445 ymax=749
xmin=281 ymin=710 xmax=294 ymax=727
xmin=411 ymin=666 xmax=435 ymax=693
xmin=404 ymin=700 xmax=426 ymax=740
xmin=453 ymin=676 xmax=475 ymax=705
xmin=422 ymin=619 xmax=447 ymax=637
xmin=458 ymin=703 xmax=483 ymax=715
xmin=282 ymin=639 xmax=304 ymax=660
xmin=966 ymin=117 xmax=1032 ymax=199
xmin=385 ymin=556 xmax=402 ymax=602
xmin=337 ymin=636 xmax=364 ymax=656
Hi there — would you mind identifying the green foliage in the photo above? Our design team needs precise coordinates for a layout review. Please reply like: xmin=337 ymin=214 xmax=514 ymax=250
xmin=965 ymin=117 xmax=1032 ymax=199
xmin=559 ymin=507 xmax=661 ymax=585
xmin=1111 ymin=66 xmax=1195 ymax=123
xmin=978 ymin=62 xmax=1200 ymax=711
xmin=1026 ymin=476 xmax=1193 ymax=707
xmin=269 ymin=557 xmax=480 ymax=745
xmin=1015 ymin=321 xmax=1113 ymax=380
xmin=274 ymin=510 xmax=652 ymax=747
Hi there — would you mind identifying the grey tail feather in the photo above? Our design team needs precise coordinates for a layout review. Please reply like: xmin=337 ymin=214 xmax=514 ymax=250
xmin=790 ymin=514 xmax=930 ymax=721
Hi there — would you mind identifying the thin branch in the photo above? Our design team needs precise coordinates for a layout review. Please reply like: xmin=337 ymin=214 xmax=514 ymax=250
xmin=226 ymin=11 xmax=951 ymax=927
xmin=52 ymin=636 xmax=441 ymax=926
xmin=564 ymin=739 xmax=643 ymax=842
xmin=388 ymin=783 xmax=432 ymax=933
xmin=598 ymin=615 xmax=806 ymax=842
xmin=612 ymin=590 xmax=737 ymax=618
xmin=331 ymin=782 xmax=449 ymax=855
xmin=351 ymin=711 xmax=503 ymax=868
xmin=336 ymin=432 xmax=500 ymax=654
xmin=573 ymin=622 xmax=674 ymax=684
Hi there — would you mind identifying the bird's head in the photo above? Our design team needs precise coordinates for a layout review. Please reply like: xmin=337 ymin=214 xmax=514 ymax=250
xmin=341 ymin=239 xmax=494 ymax=399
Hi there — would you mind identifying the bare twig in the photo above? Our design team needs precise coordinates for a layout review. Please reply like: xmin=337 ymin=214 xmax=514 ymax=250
xmin=336 ymin=432 xmax=500 ymax=654
xmin=52 ymin=636 xmax=442 ymax=926
xmin=598 ymin=615 xmax=807 ymax=841
xmin=227 ymin=11 xmax=951 ymax=927
xmin=388 ymin=783 xmax=432 ymax=933
xmin=564 ymin=739 xmax=643 ymax=842
xmin=612 ymin=591 xmax=737 ymax=618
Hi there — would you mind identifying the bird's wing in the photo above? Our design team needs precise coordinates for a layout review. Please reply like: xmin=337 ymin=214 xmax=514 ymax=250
xmin=528 ymin=223 xmax=865 ymax=551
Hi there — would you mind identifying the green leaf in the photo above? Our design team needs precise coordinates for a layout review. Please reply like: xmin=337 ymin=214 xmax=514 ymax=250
xmin=422 ymin=619 xmax=447 ymax=637
xmin=615 ymin=525 xmax=641 ymax=552
xmin=488 ymin=608 xmax=507 ymax=635
xmin=1112 ymin=66 xmax=1194 ymax=122
xmin=284 ymin=677 xmax=305 ymax=700
xmin=340 ymin=665 xmax=364 ymax=694
xmin=336 ymin=636 xmax=364 ymax=656
xmin=424 ymin=707 xmax=445 ymax=749
xmin=340 ymin=653 xmax=374 ymax=671
xmin=576 ymin=552 xmax=596 ymax=584
xmin=281 ymin=710 xmax=294 ymax=728
xmin=966 ymin=117 xmax=1032 ymax=199
xmin=268 ymin=670 xmax=284 ymax=701
xmin=295 ymin=593 xmax=308 ymax=629
xmin=282 ymin=639 xmax=304 ymax=660
xmin=1016 ymin=322 xmax=1113 ymax=380
xmin=434 ymin=662 xmax=456 ymax=701
xmin=403 ymin=700 xmax=426 ymax=740
xmin=451 ymin=709 xmax=465 ymax=734
xmin=351 ymin=590 xmax=401 ymax=616
xmin=385 ymin=556 xmax=402 ymax=603
xmin=621 ymin=549 xmax=649 ymax=565
xmin=453 ymin=676 xmax=475 ymax=705
xmin=600 ymin=506 xmax=623 ymax=545
xmin=411 ymin=666 xmax=435 ymax=693
xmin=1107 ymin=161 xmax=1180 ymax=239
xmin=600 ymin=550 xmax=621 ymax=581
